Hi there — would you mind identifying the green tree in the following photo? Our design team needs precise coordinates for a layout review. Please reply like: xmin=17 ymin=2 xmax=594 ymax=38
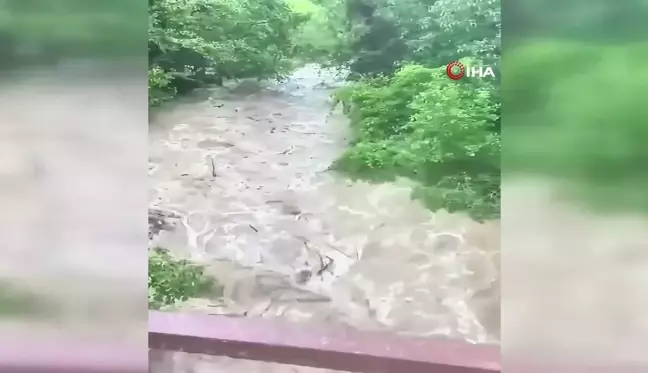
xmin=148 ymin=0 xmax=307 ymax=106
xmin=327 ymin=0 xmax=501 ymax=220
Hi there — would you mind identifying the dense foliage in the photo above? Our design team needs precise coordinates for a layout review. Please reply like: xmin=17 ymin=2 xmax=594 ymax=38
xmin=326 ymin=0 xmax=501 ymax=220
xmin=148 ymin=247 xmax=219 ymax=309
xmin=334 ymin=61 xmax=499 ymax=220
xmin=148 ymin=0 xmax=307 ymax=106
xmin=287 ymin=0 xmax=346 ymax=64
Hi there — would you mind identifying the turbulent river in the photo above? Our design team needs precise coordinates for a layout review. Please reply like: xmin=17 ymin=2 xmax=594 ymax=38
xmin=149 ymin=65 xmax=500 ymax=372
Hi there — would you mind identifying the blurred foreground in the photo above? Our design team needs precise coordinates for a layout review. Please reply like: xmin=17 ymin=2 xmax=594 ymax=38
xmin=502 ymin=0 xmax=648 ymax=370
xmin=0 ymin=1 xmax=148 ymax=371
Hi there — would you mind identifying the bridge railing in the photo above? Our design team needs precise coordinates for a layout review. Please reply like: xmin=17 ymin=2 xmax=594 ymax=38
xmin=149 ymin=311 xmax=501 ymax=373
xmin=0 ymin=311 xmax=500 ymax=372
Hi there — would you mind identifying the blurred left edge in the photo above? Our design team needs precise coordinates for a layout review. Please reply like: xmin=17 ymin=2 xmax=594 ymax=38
xmin=0 ymin=0 xmax=148 ymax=372
xmin=0 ymin=338 xmax=146 ymax=373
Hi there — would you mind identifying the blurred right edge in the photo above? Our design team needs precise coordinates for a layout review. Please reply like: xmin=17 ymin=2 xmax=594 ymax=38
xmin=501 ymin=0 xmax=648 ymax=371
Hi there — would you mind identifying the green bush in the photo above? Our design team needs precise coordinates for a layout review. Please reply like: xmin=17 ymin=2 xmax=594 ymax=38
xmin=148 ymin=66 xmax=177 ymax=107
xmin=334 ymin=62 xmax=500 ymax=220
xmin=314 ymin=0 xmax=501 ymax=220
xmin=148 ymin=247 xmax=219 ymax=309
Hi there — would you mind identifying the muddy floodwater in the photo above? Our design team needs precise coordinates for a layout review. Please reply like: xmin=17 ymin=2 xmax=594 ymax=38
xmin=149 ymin=65 xmax=500 ymax=372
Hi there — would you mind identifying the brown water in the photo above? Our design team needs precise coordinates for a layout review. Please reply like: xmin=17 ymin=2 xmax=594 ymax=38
xmin=149 ymin=65 xmax=500 ymax=371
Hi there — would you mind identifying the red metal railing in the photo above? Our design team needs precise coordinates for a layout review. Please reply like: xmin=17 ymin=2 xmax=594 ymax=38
xmin=149 ymin=311 xmax=501 ymax=373
xmin=0 ymin=311 xmax=500 ymax=372
xmin=6 ymin=312 xmax=648 ymax=372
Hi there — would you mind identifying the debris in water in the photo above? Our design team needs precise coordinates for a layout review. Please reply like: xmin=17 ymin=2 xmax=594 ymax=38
xmin=249 ymin=224 xmax=259 ymax=232
xmin=295 ymin=268 xmax=313 ymax=284
xmin=326 ymin=243 xmax=352 ymax=259
xmin=280 ymin=203 xmax=301 ymax=216
xmin=209 ymin=157 xmax=217 ymax=177
xmin=279 ymin=145 xmax=294 ymax=155
xmin=148 ymin=208 xmax=180 ymax=240
xmin=316 ymin=254 xmax=334 ymax=276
